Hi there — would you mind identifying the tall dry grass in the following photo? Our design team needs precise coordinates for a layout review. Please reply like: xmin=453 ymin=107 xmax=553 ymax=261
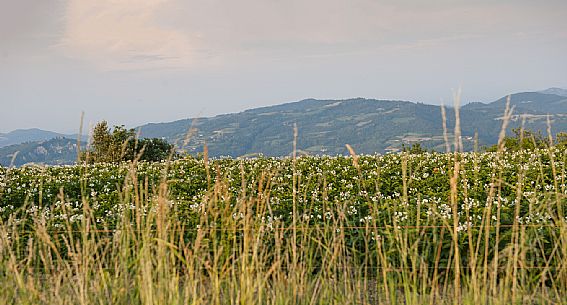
xmin=0 ymin=97 xmax=566 ymax=304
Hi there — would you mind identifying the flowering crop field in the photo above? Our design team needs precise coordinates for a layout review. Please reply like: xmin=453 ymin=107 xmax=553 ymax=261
xmin=1 ymin=149 xmax=566 ymax=304
xmin=2 ymin=149 xmax=565 ymax=230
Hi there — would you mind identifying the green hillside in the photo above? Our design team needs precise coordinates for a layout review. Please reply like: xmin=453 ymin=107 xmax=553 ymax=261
xmin=0 ymin=137 xmax=83 ymax=167
xmin=137 ymin=91 xmax=567 ymax=157
xmin=0 ymin=129 xmax=68 ymax=148
xmin=2 ymin=90 xmax=566 ymax=165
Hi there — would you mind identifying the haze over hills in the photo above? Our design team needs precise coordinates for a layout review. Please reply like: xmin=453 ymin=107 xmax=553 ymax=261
xmin=136 ymin=90 xmax=567 ymax=157
xmin=0 ymin=129 xmax=69 ymax=148
xmin=1 ymin=88 xmax=566 ymax=166
xmin=0 ymin=137 xmax=83 ymax=167
xmin=539 ymin=88 xmax=567 ymax=97
xmin=0 ymin=129 xmax=87 ymax=149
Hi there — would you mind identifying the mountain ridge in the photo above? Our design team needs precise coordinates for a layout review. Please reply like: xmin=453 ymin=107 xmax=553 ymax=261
xmin=134 ymin=90 xmax=567 ymax=157
xmin=2 ymin=88 xmax=567 ymax=166
xmin=539 ymin=87 xmax=567 ymax=97
xmin=0 ymin=129 xmax=68 ymax=148
xmin=0 ymin=137 xmax=83 ymax=167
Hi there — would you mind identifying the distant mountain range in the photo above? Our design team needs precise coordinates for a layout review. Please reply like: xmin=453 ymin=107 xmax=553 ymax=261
xmin=136 ymin=89 xmax=567 ymax=157
xmin=1 ymin=88 xmax=566 ymax=166
xmin=0 ymin=137 xmax=83 ymax=167
xmin=0 ymin=129 xmax=86 ymax=148
xmin=0 ymin=129 xmax=69 ymax=148
xmin=539 ymin=87 xmax=567 ymax=97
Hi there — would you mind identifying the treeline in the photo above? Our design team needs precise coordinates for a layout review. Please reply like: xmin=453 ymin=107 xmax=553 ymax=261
xmin=81 ymin=121 xmax=174 ymax=163
xmin=486 ymin=128 xmax=567 ymax=151
xmin=402 ymin=128 xmax=567 ymax=154
xmin=81 ymin=120 xmax=567 ymax=164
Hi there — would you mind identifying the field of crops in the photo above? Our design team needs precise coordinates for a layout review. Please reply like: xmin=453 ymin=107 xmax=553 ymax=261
xmin=1 ymin=148 xmax=566 ymax=304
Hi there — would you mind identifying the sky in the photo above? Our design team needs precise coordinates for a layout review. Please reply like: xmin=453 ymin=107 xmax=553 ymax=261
xmin=1 ymin=0 xmax=566 ymax=134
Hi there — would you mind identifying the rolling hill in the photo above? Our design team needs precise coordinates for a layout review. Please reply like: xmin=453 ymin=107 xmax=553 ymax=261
xmin=2 ymin=88 xmax=566 ymax=166
xmin=136 ymin=90 xmax=567 ymax=157
xmin=0 ymin=129 xmax=69 ymax=148
xmin=539 ymin=87 xmax=567 ymax=97
xmin=0 ymin=137 xmax=83 ymax=167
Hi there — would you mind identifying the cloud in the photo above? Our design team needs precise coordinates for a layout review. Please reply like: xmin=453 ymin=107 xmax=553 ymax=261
xmin=54 ymin=0 xmax=567 ymax=72
xmin=59 ymin=0 xmax=196 ymax=70
xmin=0 ymin=0 xmax=63 ymax=56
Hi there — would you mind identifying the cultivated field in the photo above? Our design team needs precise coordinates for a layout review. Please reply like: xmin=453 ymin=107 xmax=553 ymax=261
xmin=1 ymin=148 xmax=566 ymax=304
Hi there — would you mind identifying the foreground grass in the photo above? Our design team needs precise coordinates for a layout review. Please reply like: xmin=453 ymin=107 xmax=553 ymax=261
xmin=0 ymin=148 xmax=566 ymax=304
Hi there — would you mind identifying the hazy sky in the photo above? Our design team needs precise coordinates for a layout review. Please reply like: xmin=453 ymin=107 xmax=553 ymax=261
xmin=1 ymin=0 xmax=566 ymax=134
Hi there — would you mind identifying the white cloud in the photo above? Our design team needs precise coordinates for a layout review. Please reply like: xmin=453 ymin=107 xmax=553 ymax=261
xmin=59 ymin=0 xmax=196 ymax=70
xmin=57 ymin=0 xmax=567 ymax=71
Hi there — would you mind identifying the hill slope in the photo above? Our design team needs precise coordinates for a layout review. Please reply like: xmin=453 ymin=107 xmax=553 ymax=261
xmin=0 ymin=137 xmax=83 ymax=167
xmin=3 ymin=89 xmax=566 ymax=165
xmin=0 ymin=129 xmax=69 ymax=148
xmin=539 ymin=87 xmax=567 ymax=97
xmin=137 ymin=91 xmax=567 ymax=157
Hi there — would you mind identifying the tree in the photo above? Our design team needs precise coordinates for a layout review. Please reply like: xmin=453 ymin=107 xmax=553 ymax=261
xmin=82 ymin=121 xmax=174 ymax=163
xmin=486 ymin=128 xmax=565 ymax=152
xmin=89 ymin=121 xmax=121 ymax=162
xmin=556 ymin=132 xmax=567 ymax=150
xmin=402 ymin=142 xmax=429 ymax=154
xmin=135 ymin=138 xmax=174 ymax=162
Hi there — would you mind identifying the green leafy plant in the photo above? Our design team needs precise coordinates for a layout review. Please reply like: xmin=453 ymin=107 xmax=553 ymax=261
xmin=81 ymin=121 xmax=175 ymax=163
